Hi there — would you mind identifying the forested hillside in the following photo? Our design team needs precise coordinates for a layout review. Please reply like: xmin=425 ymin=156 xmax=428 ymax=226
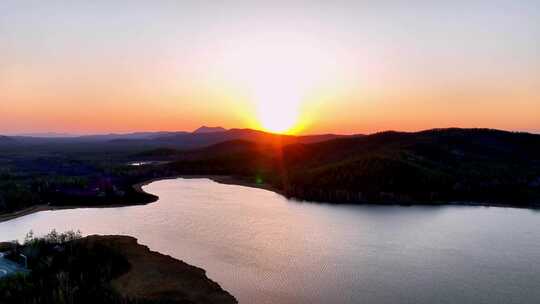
xmin=166 ymin=128 xmax=540 ymax=206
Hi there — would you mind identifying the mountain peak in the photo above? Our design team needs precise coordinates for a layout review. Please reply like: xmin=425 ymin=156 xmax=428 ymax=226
xmin=193 ymin=126 xmax=227 ymax=134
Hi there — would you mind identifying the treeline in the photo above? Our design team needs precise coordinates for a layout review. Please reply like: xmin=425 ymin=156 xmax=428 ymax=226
xmin=0 ymin=230 xmax=179 ymax=304
xmin=164 ymin=129 xmax=540 ymax=206
xmin=1 ymin=128 xmax=539 ymax=213
xmin=280 ymin=129 xmax=540 ymax=205
xmin=0 ymin=158 xmax=160 ymax=214
xmin=0 ymin=230 xmax=127 ymax=304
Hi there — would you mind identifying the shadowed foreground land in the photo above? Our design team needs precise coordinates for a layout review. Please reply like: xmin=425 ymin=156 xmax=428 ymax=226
xmin=0 ymin=232 xmax=237 ymax=304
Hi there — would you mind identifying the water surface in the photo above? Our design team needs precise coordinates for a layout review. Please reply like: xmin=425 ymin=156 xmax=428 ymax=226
xmin=1 ymin=178 xmax=539 ymax=304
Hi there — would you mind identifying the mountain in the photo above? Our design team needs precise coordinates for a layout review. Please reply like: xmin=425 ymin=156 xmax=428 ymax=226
xmin=0 ymin=129 xmax=348 ymax=157
xmin=280 ymin=128 xmax=540 ymax=204
xmin=9 ymin=132 xmax=187 ymax=145
xmin=80 ymin=131 xmax=187 ymax=141
xmin=3 ymin=127 xmax=349 ymax=151
xmin=15 ymin=132 xmax=77 ymax=138
xmin=193 ymin=126 xmax=227 ymax=134
xmin=133 ymin=128 xmax=347 ymax=150
xmin=165 ymin=128 xmax=540 ymax=206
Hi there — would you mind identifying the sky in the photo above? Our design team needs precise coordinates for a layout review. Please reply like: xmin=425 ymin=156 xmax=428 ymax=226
xmin=1 ymin=0 xmax=539 ymax=135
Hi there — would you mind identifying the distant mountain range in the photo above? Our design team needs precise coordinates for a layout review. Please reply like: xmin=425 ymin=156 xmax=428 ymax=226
xmin=0 ymin=127 xmax=350 ymax=150
xmin=15 ymin=132 xmax=77 ymax=138
xmin=141 ymin=128 xmax=348 ymax=149
xmin=193 ymin=126 xmax=228 ymax=134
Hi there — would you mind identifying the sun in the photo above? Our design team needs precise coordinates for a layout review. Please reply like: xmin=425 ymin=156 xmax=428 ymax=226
xmin=213 ymin=31 xmax=344 ymax=134
xmin=244 ymin=41 xmax=322 ymax=134
xmin=253 ymin=79 xmax=304 ymax=134
xmin=256 ymin=97 xmax=300 ymax=134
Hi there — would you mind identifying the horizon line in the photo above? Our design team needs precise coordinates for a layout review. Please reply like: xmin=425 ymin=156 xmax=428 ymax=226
xmin=3 ymin=127 xmax=540 ymax=138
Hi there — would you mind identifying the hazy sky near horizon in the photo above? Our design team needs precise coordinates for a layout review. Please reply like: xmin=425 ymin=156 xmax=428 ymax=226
xmin=1 ymin=1 xmax=539 ymax=135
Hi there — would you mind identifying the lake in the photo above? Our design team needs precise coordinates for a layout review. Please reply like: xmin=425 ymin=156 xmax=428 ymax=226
xmin=1 ymin=178 xmax=540 ymax=304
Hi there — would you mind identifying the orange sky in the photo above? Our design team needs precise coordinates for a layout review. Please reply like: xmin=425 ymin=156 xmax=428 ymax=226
xmin=1 ymin=2 xmax=539 ymax=135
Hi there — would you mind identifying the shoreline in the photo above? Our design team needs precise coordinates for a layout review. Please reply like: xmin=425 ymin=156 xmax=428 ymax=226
xmin=89 ymin=235 xmax=238 ymax=303
xmin=0 ymin=203 xmax=149 ymax=224
xmin=1 ymin=234 xmax=237 ymax=303
xmin=1 ymin=175 xmax=538 ymax=224
xmin=203 ymin=176 xmax=540 ymax=210
xmin=134 ymin=174 xmax=283 ymax=195
xmin=0 ymin=175 xmax=280 ymax=224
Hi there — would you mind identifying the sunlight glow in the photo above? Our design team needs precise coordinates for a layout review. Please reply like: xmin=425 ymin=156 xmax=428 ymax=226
xmin=215 ymin=32 xmax=345 ymax=134
xmin=256 ymin=94 xmax=300 ymax=134
xmin=251 ymin=67 xmax=307 ymax=133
